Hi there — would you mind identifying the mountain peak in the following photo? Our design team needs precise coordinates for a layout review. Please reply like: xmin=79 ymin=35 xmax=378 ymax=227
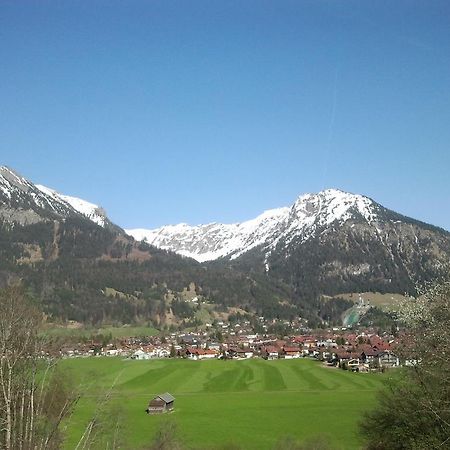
xmin=126 ymin=188 xmax=381 ymax=262
xmin=0 ymin=166 xmax=33 ymax=193
xmin=292 ymin=188 xmax=377 ymax=226
xmin=296 ymin=188 xmax=368 ymax=203
xmin=0 ymin=165 xmax=21 ymax=177
xmin=0 ymin=165 xmax=114 ymax=228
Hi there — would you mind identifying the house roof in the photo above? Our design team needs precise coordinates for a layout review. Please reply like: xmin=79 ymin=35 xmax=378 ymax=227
xmin=362 ymin=348 xmax=380 ymax=357
xmin=264 ymin=346 xmax=280 ymax=353
xmin=283 ymin=347 xmax=300 ymax=353
xmin=187 ymin=347 xmax=217 ymax=355
xmin=157 ymin=392 xmax=175 ymax=403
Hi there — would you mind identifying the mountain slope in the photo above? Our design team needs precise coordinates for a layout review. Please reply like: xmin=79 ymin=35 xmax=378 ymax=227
xmin=128 ymin=205 xmax=291 ymax=262
xmin=2 ymin=166 xmax=449 ymax=326
xmin=0 ymin=166 xmax=296 ymax=325
xmin=127 ymin=189 xmax=450 ymax=296
xmin=35 ymin=184 xmax=109 ymax=228
xmin=0 ymin=166 xmax=79 ymax=225
xmin=125 ymin=189 xmax=393 ymax=263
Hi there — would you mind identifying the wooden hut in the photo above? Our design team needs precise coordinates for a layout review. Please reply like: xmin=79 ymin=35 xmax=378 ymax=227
xmin=146 ymin=392 xmax=175 ymax=414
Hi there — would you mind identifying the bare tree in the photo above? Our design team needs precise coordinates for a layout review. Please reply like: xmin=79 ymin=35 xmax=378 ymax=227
xmin=74 ymin=371 xmax=124 ymax=450
xmin=144 ymin=420 xmax=184 ymax=450
xmin=0 ymin=284 xmax=78 ymax=449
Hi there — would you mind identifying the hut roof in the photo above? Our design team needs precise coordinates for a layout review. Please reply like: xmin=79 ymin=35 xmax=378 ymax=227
xmin=157 ymin=392 xmax=175 ymax=403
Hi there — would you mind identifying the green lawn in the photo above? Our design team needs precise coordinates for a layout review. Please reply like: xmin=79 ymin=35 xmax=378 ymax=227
xmin=41 ymin=325 xmax=159 ymax=339
xmin=61 ymin=358 xmax=385 ymax=449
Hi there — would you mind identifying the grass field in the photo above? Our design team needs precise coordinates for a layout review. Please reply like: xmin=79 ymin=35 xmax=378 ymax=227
xmin=41 ymin=325 xmax=159 ymax=339
xmin=336 ymin=292 xmax=405 ymax=311
xmin=61 ymin=357 xmax=385 ymax=449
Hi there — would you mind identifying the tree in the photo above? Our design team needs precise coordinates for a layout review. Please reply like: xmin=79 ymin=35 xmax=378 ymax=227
xmin=0 ymin=284 xmax=77 ymax=449
xmin=360 ymin=281 xmax=450 ymax=449
xmin=145 ymin=420 xmax=183 ymax=450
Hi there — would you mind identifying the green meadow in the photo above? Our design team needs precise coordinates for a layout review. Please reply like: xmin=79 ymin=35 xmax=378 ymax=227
xmin=41 ymin=325 xmax=159 ymax=339
xmin=61 ymin=358 xmax=385 ymax=449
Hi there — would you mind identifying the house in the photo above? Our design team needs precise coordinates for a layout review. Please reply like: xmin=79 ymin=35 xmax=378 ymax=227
xmin=348 ymin=358 xmax=361 ymax=371
xmin=198 ymin=349 xmax=217 ymax=360
xmin=360 ymin=348 xmax=380 ymax=365
xmin=228 ymin=348 xmax=254 ymax=359
xmin=334 ymin=350 xmax=351 ymax=366
xmin=105 ymin=348 xmax=119 ymax=356
xmin=146 ymin=392 xmax=175 ymax=414
xmin=282 ymin=346 xmax=301 ymax=359
xmin=185 ymin=347 xmax=217 ymax=360
xmin=206 ymin=342 xmax=222 ymax=351
xmin=316 ymin=348 xmax=332 ymax=361
xmin=156 ymin=347 xmax=170 ymax=358
xmin=262 ymin=346 xmax=279 ymax=360
xmin=305 ymin=346 xmax=321 ymax=358
xmin=378 ymin=351 xmax=400 ymax=368
xmin=131 ymin=349 xmax=151 ymax=360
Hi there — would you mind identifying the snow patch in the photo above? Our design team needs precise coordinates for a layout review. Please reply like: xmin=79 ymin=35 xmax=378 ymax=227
xmin=36 ymin=184 xmax=106 ymax=226
xmin=126 ymin=189 xmax=380 ymax=262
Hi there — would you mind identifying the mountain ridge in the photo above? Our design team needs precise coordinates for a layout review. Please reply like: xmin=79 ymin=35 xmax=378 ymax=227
xmin=1 ymin=165 xmax=449 ymax=326
xmin=126 ymin=188 xmax=450 ymax=299
xmin=126 ymin=188 xmax=446 ymax=264
xmin=1 ymin=165 xmax=300 ymax=325
xmin=0 ymin=165 xmax=119 ymax=232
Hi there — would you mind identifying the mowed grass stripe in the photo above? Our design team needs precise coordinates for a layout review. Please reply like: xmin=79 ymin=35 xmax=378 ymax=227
xmin=202 ymin=359 xmax=256 ymax=392
xmin=250 ymin=359 xmax=287 ymax=391
xmin=62 ymin=358 xmax=385 ymax=449
xmin=119 ymin=360 xmax=204 ymax=394
xmin=287 ymin=360 xmax=336 ymax=390
xmin=246 ymin=358 xmax=268 ymax=391
xmin=318 ymin=366 xmax=372 ymax=390
xmin=204 ymin=365 xmax=243 ymax=392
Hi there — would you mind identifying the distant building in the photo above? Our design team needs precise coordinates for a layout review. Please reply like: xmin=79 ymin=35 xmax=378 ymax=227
xmin=377 ymin=350 xmax=400 ymax=368
xmin=262 ymin=346 xmax=279 ymax=360
xmin=282 ymin=346 xmax=301 ymax=359
xmin=185 ymin=347 xmax=217 ymax=360
xmin=132 ymin=349 xmax=151 ymax=360
xmin=146 ymin=393 xmax=175 ymax=414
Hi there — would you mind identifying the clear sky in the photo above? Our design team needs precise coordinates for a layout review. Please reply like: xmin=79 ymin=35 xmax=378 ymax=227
xmin=1 ymin=1 xmax=449 ymax=230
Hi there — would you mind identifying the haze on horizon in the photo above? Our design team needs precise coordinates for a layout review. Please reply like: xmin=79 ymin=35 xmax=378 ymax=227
xmin=1 ymin=1 xmax=449 ymax=231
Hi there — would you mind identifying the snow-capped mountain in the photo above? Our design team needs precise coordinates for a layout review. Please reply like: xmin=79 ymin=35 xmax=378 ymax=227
xmin=126 ymin=189 xmax=380 ymax=262
xmin=2 ymin=165 xmax=450 ymax=323
xmin=127 ymin=188 xmax=450 ymax=297
xmin=0 ymin=166 xmax=76 ymax=225
xmin=35 ymin=184 xmax=108 ymax=227
xmin=128 ymin=206 xmax=290 ymax=262
xmin=0 ymin=165 xmax=112 ymax=228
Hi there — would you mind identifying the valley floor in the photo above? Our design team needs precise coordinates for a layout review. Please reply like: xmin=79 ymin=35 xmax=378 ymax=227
xmin=61 ymin=358 xmax=385 ymax=449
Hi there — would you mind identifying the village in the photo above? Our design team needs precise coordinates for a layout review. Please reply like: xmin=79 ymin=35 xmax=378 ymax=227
xmin=55 ymin=317 xmax=406 ymax=373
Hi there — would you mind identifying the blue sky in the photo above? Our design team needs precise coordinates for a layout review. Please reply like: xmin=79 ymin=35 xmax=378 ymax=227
xmin=1 ymin=1 xmax=449 ymax=230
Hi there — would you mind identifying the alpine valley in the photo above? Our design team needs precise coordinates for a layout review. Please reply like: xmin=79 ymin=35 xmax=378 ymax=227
xmin=1 ymin=165 xmax=449 ymax=327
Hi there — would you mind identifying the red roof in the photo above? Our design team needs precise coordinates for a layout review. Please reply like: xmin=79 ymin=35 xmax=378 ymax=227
xmin=187 ymin=348 xmax=217 ymax=355
xmin=283 ymin=346 xmax=300 ymax=353
xmin=335 ymin=350 xmax=351 ymax=359
xmin=264 ymin=346 xmax=280 ymax=354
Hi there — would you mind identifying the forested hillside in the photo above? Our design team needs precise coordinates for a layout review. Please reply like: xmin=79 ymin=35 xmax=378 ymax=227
xmin=2 ymin=167 xmax=449 ymax=328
